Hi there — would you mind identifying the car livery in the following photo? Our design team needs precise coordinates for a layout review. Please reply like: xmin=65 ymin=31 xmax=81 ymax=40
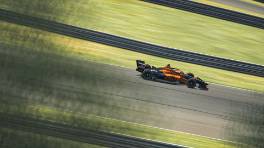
xmin=136 ymin=60 xmax=208 ymax=90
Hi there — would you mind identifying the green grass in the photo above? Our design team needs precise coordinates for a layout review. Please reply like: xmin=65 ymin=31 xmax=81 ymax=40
xmin=0 ymin=103 xmax=237 ymax=148
xmin=193 ymin=0 xmax=264 ymax=18
xmin=241 ymin=0 xmax=264 ymax=7
xmin=1 ymin=0 xmax=264 ymax=65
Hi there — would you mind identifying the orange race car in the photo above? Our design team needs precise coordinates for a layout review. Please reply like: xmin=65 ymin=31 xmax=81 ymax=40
xmin=136 ymin=60 xmax=208 ymax=90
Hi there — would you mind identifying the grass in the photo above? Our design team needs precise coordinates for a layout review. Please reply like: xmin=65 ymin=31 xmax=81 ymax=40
xmin=193 ymin=0 xmax=264 ymax=18
xmin=0 ymin=103 xmax=237 ymax=148
xmin=1 ymin=0 xmax=264 ymax=65
xmin=241 ymin=0 xmax=264 ymax=7
xmin=0 ymin=128 xmax=102 ymax=148
xmin=1 ymin=21 xmax=264 ymax=92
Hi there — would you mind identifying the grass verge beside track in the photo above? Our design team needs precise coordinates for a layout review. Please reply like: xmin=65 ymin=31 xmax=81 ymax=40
xmin=1 ymin=21 xmax=264 ymax=92
xmin=193 ymin=0 xmax=264 ymax=18
xmin=0 ymin=103 xmax=237 ymax=148
xmin=1 ymin=0 xmax=264 ymax=65
xmin=240 ymin=0 xmax=264 ymax=7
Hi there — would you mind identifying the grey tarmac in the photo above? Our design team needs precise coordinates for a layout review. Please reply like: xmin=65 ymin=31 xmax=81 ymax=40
xmin=62 ymin=61 xmax=264 ymax=139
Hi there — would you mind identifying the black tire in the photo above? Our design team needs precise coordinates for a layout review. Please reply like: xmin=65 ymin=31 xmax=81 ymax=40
xmin=142 ymin=70 xmax=152 ymax=80
xmin=187 ymin=79 xmax=196 ymax=88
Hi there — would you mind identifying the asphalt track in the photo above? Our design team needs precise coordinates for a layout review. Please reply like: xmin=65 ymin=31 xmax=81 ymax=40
xmin=2 ymin=55 xmax=262 ymax=139
xmin=63 ymin=61 xmax=263 ymax=139
xmin=0 ymin=114 xmax=182 ymax=148
xmin=1 ymin=9 xmax=264 ymax=77
xmin=142 ymin=0 xmax=264 ymax=29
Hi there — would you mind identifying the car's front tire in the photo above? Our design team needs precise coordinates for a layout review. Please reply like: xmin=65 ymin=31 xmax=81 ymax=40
xmin=187 ymin=78 xmax=196 ymax=88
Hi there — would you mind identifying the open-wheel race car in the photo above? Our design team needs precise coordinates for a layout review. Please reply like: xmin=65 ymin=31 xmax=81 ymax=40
xmin=136 ymin=60 xmax=208 ymax=90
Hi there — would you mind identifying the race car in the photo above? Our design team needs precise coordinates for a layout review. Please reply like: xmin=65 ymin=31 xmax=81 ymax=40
xmin=136 ymin=60 xmax=208 ymax=90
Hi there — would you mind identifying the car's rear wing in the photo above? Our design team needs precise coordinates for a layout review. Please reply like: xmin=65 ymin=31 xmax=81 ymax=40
xmin=136 ymin=60 xmax=147 ymax=73
xmin=136 ymin=60 xmax=145 ymax=67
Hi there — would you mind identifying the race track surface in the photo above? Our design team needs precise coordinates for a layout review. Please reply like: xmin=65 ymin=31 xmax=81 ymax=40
xmin=67 ymin=61 xmax=264 ymax=139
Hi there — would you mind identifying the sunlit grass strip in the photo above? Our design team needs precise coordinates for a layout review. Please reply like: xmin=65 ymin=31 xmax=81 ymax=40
xmin=0 ymin=103 xmax=238 ymax=148
xmin=193 ymin=0 xmax=264 ymax=18
xmin=240 ymin=0 xmax=264 ymax=7
xmin=1 ymin=21 xmax=264 ymax=92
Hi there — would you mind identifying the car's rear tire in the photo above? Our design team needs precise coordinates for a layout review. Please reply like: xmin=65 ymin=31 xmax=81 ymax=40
xmin=187 ymin=79 xmax=196 ymax=88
